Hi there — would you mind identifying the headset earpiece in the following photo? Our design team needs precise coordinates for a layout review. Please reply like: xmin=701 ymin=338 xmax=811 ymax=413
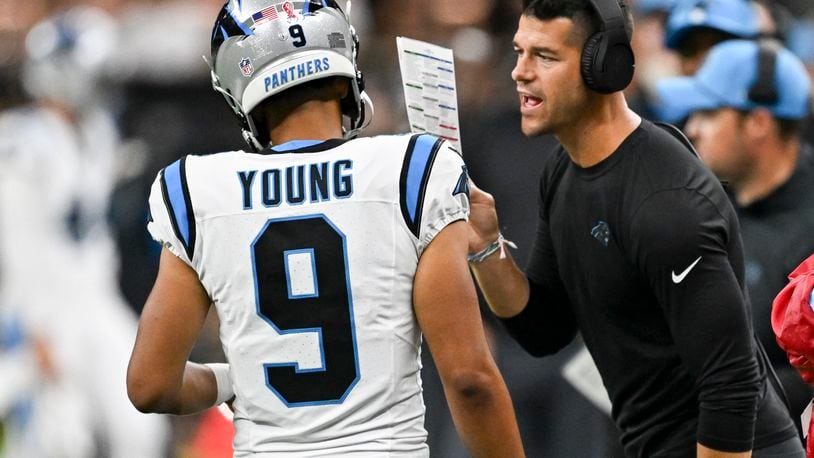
xmin=748 ymin=40 xmax=779 ymax=106
xmin=580 ymin=34 xmax=604 ymax=91
xmin=580 ymin=0 xmax=635 ymax=94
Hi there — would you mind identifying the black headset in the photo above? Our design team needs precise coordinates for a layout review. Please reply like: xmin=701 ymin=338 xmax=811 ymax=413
xmin=748 ymin=40 xmax=779 ymax=106
xmin=581 ymin=0 xmax=635 ymax=94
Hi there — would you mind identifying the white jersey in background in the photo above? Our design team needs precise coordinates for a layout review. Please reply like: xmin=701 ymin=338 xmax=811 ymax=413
xmin=0 ymin=105 xmax=169 ymax=458
xmin=147 ymin=133 xmax=470 ymax=457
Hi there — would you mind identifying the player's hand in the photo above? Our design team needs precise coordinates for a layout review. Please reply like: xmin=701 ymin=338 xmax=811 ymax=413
xmin=33 ymin=334 xmax=57 ymax=380
xmin=467 ymin=179 xmax=500 ymax=254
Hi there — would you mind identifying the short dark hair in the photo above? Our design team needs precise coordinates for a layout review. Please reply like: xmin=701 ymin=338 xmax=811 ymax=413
xmin=521 ymin=0 xmax=633 ymax=43
xmin=675 ymin=27 xmax=736 ymax=58
xmin=776 ymin=117 xmax=804 ymax=141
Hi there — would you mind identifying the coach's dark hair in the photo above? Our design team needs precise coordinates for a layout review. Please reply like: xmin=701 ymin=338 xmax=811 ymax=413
xmin=521 ymin=0 xmax=634 ymax=42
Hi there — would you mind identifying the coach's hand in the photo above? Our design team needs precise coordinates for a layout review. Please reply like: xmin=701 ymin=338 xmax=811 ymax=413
xmin=467 ymin=179 xmax=501 ymax=254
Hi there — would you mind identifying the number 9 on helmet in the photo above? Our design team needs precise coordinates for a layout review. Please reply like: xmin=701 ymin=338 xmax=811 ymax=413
xmin=209 ymin=0 xmax=372 ymax=151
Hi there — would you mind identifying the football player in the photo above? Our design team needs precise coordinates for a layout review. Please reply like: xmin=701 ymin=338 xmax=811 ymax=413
xmin=0 ymin=6 xmax=169 ymax=457
xmin=126 ymin=1 xmax=524 ymax=457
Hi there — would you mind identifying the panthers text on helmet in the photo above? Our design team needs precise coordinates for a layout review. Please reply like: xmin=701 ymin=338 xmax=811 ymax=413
xmin=264 ymin=57 xmax=331 ymax=92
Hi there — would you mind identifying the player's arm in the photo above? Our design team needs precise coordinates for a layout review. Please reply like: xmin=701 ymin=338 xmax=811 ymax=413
xmin=127 ymin=248 xmax=224 ymax=415
xmin=631 ymin=190 xmax=760 ymax=455
xmin=414 ymin=220 xmax=525 ymax=458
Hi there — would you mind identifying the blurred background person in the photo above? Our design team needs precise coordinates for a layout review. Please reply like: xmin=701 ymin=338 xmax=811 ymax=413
xmin=657 ymin=38 xmax=814 ymax=437
xmin=0 ymin=5 xmax=169 ymax=456
xmin=663 ymin=0 xmax=760 ymax=76
xmin=624 ymin=0 xmax=680 ymax=119
xmin=786 ymin=18 xmax=814 ymax=148
xmin=654 ymin=0 xmax=800 ymax=123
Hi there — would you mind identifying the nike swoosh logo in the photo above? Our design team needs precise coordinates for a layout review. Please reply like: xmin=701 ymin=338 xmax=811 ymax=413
xmin=672 ymin=256 xmax=702 ymax=284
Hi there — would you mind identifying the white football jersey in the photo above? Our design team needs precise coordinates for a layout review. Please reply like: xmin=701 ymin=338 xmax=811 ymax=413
xmin=0 ymin=105 xmax=123 ymax=324
xmin=147 ymin=134 xmax=470 ymax=457
xmin=0 ymin=105 xmax=169 ymax=458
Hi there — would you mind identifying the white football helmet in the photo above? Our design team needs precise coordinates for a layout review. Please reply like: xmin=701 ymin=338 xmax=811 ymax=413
xmin=210 ymin=0 xmax=373 ymax=150
xmin=22 ymin=6 xmax=118 ymax=109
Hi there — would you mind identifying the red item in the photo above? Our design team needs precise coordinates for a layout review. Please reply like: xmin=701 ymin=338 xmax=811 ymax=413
xmin=771 ymin=253 xmax=814 ymax=457
xmin=189 ymin=407 xmax=235 ymax=458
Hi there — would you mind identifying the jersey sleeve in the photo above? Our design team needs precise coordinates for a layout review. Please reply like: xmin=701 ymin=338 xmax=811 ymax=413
xmin=629 ymin=188 xmax=761 ymax=452
xmin=146 ymin=157 xmax=197 ymax=267
xmin=399 ymin=134 xmax=470 ymax=256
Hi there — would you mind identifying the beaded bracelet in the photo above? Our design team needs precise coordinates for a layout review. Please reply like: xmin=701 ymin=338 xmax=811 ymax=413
xmin=467 ymin=233 xmax=518 ymax=263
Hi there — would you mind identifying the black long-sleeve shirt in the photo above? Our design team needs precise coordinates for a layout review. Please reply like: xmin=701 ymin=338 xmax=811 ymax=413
xmin=503 ymin=120 xmax=797 ymax=456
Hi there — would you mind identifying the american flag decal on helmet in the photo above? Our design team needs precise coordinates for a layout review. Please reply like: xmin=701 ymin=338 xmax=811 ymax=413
xmin=251 ymin=5 xmax=279 ymax=26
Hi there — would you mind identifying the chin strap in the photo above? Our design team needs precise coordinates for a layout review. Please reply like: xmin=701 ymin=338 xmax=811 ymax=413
xmin=344 ymin=90 xmax=374 ymax=139
xmin=241 ymin=126 xmax=265 ymax=152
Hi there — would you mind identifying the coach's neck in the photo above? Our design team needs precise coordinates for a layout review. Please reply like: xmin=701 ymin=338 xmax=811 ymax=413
xmin=557 ymin=92 xmax=641 ymax=169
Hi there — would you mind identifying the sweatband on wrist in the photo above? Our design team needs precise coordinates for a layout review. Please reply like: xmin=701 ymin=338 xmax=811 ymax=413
xmin=205 ymin=363 xmax=234 ymax=406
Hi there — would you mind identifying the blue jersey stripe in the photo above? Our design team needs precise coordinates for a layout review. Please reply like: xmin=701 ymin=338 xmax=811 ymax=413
xmin=405 ymin=134 xmax=437 ymax=223
xmin=164 ymin=159 xmax=191 ymax=249
xmin=399 ymin=134 xmax=444 ymax=238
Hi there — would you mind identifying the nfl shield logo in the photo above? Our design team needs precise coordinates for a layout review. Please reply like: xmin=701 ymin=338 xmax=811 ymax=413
xmin=239 ymin=58 xmax=254 ymax=77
